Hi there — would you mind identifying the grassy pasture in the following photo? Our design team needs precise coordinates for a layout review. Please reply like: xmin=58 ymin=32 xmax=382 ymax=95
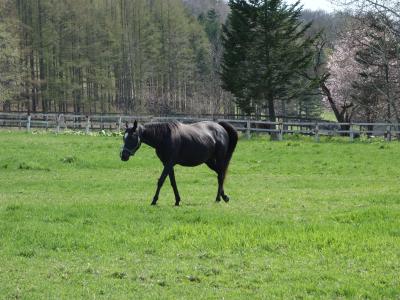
xmin=0 ymin=131 xmax=399 ymax=299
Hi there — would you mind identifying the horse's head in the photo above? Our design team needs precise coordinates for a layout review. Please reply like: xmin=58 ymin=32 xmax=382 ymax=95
xmin=120 ymin=120 xmax=142 ymax=161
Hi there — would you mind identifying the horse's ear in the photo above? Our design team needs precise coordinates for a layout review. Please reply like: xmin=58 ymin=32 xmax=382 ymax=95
xmin=125 ymin=121 xmax=129 ymax=129
xmin=133 ymin=120 xmax=138 ymax=131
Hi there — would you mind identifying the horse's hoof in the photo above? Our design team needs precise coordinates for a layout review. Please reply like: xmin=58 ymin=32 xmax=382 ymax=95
xmin=151 ymin=201 xmax=157 ymax=206
xmin=175 ymin=202 xmax=180 ymax=206
xmin=222 ymin=195 xmax=230 ymax=203
xmin=215 ymin=198 xmax=221 ymax=203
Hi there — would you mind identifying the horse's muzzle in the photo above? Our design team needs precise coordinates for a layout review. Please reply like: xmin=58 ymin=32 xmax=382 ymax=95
xmin=120 ymin=150 xmax=130 ymax=161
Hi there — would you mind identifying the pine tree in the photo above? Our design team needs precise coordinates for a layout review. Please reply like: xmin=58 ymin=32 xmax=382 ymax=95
xmin=221 ymin=0 xmax=317 ymax=120
xmin=221 ymin=0 xmax=255 ymax=114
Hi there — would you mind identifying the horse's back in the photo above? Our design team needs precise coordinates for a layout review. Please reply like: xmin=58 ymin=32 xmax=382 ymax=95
xmin=181 ymin=121 xmax=229 ymax=147
xmin=174 ymin=121 xmax=229 ymax=166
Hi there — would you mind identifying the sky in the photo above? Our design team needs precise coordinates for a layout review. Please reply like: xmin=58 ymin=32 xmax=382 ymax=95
xmin=287 ymin=0 xmax=336 ymax=12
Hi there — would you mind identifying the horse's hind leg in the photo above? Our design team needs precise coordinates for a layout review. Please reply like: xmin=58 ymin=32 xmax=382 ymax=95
xmin=218 ymin=169 xmax=229 ymax=203
xmin=216 ymin=156 xmax=231 ymax=203
xmin=206 ymin=159 xmax=229 ymax=203
xmin=221 ymin=188 xmax=229 ymax=202
xmin=169 ymin=168 xmax=181 ymax=206
xmin=216 ymin=171 xmax=228 ymax=202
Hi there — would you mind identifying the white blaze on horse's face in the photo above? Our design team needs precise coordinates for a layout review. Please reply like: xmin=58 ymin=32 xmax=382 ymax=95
xmin=120 ymin=128 xmax=141 ymax=161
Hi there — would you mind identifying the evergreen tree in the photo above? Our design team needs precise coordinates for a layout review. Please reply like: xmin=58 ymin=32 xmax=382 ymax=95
xmin=221 ymin=0 xmax=317 ymax=120
xmin=221 ymin=0 xmax=255 ymax=114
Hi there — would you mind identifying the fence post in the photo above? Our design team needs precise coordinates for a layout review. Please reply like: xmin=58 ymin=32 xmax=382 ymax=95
xmin=314 ymin=122 xmax=320 ymax=143
xmin=26 ymin=114 xmax=31 ymax=132
xmin=56 ymin=115 xmax=60 ymax=133
xmin=56 ymin=114 xmax=60 ymax=133
xmin=386 ymin=125 xmax=392 ymax=142
xmin=278 ymin=122 xmax=283 ymax=141
xmin=118 ymin=116 xmax=122 ymax=132
xmin=246 ymin=121 xmax=251 ymax=139
xmin=349 ymin=123 xmax=354 ymax=142
xmin=86 ymin=116 xmax=91 ymax=134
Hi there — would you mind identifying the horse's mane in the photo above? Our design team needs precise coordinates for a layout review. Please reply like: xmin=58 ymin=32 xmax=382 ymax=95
xmin=141 ymin=121 xmax=180 ymax=146
xmin=144 ymin=121 xmax=180 ymax=136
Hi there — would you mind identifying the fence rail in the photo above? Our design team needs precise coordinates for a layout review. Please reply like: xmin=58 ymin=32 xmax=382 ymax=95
xmin=1 ymin=112 xmax=399 ymax=142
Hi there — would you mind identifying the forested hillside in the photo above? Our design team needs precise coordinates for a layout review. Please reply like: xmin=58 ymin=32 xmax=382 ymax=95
xmin=0 ymin=0 xmax=333 ymax=119
xmin=0 ymin=0 xmax=232 ymax=115
xmin=3 ymin=0 xmax=398 ymax=122
xmin=183 ymin=0 xmax=229 ymax=20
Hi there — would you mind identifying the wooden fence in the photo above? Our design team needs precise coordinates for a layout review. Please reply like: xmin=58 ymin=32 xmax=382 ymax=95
xmin=0 ymin=112 xmax=399 ymax=142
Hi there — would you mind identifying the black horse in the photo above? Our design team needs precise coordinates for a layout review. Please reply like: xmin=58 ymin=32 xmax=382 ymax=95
xmin=120 ymin=120 xmax=238 ymax=206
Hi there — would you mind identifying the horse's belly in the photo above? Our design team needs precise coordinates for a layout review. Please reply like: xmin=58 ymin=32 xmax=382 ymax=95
xmin=176 ymin=152 xmax=211 ymax=166
xmin=176 ymin=144 xmax=213 ymax=167
xmin=177 ymin=160 xmax=204 ymax=167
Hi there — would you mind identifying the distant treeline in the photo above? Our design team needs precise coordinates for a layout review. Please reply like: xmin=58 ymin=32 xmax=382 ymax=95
xmin=0 ymin=0 xmax=332 ymax=118
xmin=7 ymin=0 xmax=397 ymax=124
xmin=0 ymin=0 xmax=233 ymax=115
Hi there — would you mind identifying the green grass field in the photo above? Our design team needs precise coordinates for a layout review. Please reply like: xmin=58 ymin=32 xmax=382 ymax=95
xmin=0 ymin=131 xmax=399 ymax=299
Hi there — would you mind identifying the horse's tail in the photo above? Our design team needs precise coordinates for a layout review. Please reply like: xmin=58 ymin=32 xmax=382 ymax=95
xmin=218 ymin=121 xmax=238 ymax=165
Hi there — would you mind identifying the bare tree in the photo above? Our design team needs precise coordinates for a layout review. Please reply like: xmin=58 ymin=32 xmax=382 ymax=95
xmin=329 ymin=1 xmax=400 ymax=122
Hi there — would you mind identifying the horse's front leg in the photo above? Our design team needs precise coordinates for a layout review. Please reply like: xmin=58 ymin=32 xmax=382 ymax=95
xmin=151 ymin=165 xmax=171 ymax=205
